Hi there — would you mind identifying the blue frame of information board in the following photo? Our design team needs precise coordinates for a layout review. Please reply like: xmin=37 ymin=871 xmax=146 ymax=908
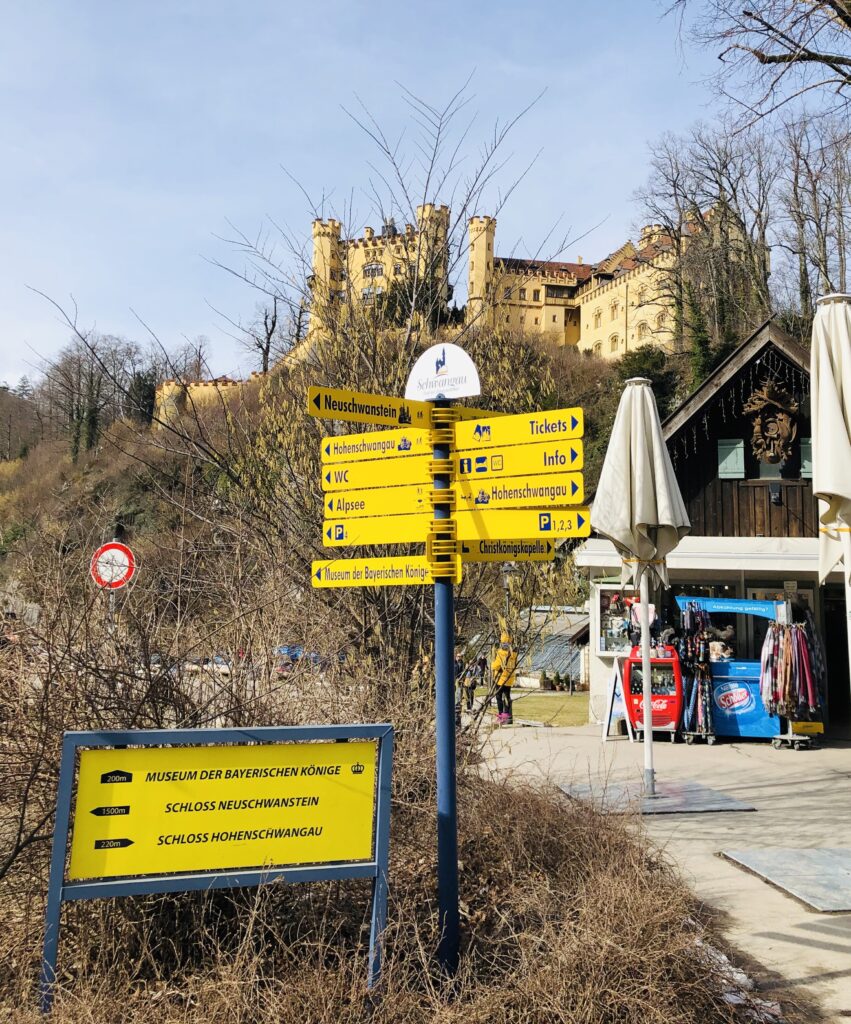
xmin=40 ymin=724 xmax=394 ymax=1014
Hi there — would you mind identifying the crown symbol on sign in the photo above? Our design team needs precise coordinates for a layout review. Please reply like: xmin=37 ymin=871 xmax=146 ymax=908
xmin=351 ymin=762 xmax=365 ymax=775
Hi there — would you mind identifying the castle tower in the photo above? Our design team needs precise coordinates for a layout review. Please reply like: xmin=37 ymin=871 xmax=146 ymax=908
xmin=468 ymin=216 xmax=496 ymax=326
xmin=415 ymin=204 xmax=451 ymax=304
xmin=310 ymin=218 xmax=343 ymax=335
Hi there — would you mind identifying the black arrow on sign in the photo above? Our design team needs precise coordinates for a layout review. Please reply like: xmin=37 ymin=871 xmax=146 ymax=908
xmin=94 ymin=838 xmax=134 ymax=850
xmin=313 ymin=392 xmax=322 ymax=411
xmin=90 ymin=806 xmax=130 ymax=817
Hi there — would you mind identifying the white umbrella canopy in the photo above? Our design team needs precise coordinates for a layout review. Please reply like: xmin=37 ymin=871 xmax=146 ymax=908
xmin=811 ymin=296 xmax=851 ymax=587
xmin=591 ymin=378 xmax=690 ymax=797
xmin=592 ymin=378 xmax=691 ymax=587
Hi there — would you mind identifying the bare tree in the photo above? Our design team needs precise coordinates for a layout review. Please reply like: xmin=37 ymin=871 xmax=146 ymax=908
xmin=670 ymin=0 xmax=851 ymax=123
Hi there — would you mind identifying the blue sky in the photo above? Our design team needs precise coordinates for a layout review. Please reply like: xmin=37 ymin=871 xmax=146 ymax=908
xmin=0 ymin=1 xmax=715 ymax=384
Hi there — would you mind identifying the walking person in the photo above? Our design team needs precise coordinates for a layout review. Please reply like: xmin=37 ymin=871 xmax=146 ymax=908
xmin=454 ymin=649 xmax=465 ymax=727
xmin=463 ymin=654 xmax=484 ymax=713
xmin=492 ymin=633 xmax=518 ymax=725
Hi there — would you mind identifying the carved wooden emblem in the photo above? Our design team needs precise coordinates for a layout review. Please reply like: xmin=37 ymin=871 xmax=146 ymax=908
xmin=742 ymin=378 xmax=799 ymax=464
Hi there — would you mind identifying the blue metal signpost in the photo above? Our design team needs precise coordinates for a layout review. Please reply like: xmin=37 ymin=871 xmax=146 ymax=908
xmin=432 ymin=400 xmax=460 ymax=972
xmin=40 ymin=724 xmax=393 ymax=1014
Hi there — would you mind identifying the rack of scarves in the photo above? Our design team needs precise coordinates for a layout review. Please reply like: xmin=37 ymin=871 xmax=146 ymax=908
xmin=759 ymin=619 xmax=826 ymax=720
xmin=677 ymin=632 xmax=714 ymax=737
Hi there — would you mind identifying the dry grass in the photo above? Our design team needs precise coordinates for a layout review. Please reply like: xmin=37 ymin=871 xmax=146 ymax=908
xmin=1 ymin=764 xmax=749 ymax=1024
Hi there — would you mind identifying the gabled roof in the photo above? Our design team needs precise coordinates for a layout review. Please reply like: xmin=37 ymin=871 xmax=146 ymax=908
xmin=662 ymin=319 xmax=810 ymax=439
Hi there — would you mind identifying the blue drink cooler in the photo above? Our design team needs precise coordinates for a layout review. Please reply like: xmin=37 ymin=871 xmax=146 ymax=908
xmin=710 ymin=661 xmax=780 ymax=739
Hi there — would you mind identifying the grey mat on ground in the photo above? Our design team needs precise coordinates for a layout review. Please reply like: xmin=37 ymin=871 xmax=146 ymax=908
xmin=560 ymin=780 xmax=756 ymax=815
xmin=722 ymin=849 xmax=851 ymax=912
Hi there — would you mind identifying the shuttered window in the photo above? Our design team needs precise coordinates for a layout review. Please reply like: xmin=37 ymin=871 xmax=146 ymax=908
xmin=717 ymin=439 xmax=745 ymax=479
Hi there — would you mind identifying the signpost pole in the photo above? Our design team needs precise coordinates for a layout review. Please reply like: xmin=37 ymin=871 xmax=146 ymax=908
xmin=432 ymin=399 xmax=459 ymax=973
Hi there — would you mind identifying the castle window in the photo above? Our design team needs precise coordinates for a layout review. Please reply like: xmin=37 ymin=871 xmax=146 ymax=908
xmin=593 ymin=342 xmax=602 ymax=356
xmin=361 ymin=287 xmax=374 ymax=302
xmin=363 ymin=263 xmax=383 ymax=279
xmin=505 ymin=315 xmax=510 ymax=323
xmin=394 ymin=263 xmax=402 ymax=275
xmin=610 ymin=301 xmax=619 ymax=321
xmin=534 ymin=317 xmax=539 ymax=325
xmin=637 ymin=321 xmax=649 ymax=341
xmin=609 ymin=334 xmax=619 ymax=352
xmin=594 ymin=309 xmax=602 ymax=329
xmin=637 ymin=287 xmax=648 ymax=305
xmin=519 ymin=288 xmax=527 ymax=300
xmin=552 ymin=315 xmax=557 ymax=323
xmin=533 ymin=289 xmax=540 ymax=302
xmin=656 ymin=310 xmax=667 ymax=329
xmin=503 ymin=287 xmax=512 ymax=299
xmin=340 ymin=269 xmax=347 ymax=281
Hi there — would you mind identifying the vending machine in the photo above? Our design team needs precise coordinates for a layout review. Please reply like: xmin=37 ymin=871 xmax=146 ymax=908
xmin=623 ymin=644 xmax=684 ymax=741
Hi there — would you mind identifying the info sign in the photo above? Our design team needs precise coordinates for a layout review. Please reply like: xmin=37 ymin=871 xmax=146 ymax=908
xmin=41 ymin=724 xmax=393 ymax=1013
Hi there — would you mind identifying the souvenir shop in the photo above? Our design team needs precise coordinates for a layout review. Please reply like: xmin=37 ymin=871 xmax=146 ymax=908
xmin=577 ymin=322 xmax=850 ymax=743
xmin=585 ymin=563 xmax=832 ymax=746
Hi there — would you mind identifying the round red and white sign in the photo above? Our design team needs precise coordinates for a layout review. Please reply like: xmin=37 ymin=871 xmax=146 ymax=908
xmin=90 ymin=542 xmax=136 ymax=590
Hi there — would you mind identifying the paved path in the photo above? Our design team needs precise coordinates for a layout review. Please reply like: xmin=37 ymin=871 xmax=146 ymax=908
xmin=484 ymin=724 xmax=851 ymax=1022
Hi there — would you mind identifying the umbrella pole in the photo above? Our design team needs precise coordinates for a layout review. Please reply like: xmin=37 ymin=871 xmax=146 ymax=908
xmin=846 ymin=576 xmax=851 ymax=702
xmin=639 ymin=573 xmax=656 ymax=796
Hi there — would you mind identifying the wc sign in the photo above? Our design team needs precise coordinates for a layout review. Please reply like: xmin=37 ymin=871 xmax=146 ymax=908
xmin=404 ymin=343 xmax=481 ymax=401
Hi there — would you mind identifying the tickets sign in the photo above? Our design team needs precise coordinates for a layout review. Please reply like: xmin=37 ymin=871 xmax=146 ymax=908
xmin=68 ymin=741 xmax=377 ymax=880
xmin=455 ymin=407 xmax=583 ymax=451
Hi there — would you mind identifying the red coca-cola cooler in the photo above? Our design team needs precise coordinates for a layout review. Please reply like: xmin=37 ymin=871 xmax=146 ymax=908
xmin=624 ymin=644 xmax=683 ymax=740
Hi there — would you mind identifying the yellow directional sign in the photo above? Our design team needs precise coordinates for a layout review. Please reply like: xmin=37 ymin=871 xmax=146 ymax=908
xmin=312 ymin=555 xmax=461 ymax=587
xmin=308 ymin=386 xmax=430 ymax=428
xmin=459 ymin=539 xmax=556 ymax=562
xmin=325 ymin=484 xmax=429 ymax=519
xmin=68 ymin=741 xmax=377 ymax=880
xmin=321 ymin=427 xmax=430 ymax=465
xmin=455 ymin=440 xmax=583 ymax=480
xmin=323 ymin=513 xmax=431 ymax=547
xmin=455 ymin=406 xmax=583 ymax=452
xmin=323 ymin=453 xmax=431 ymax=491
xmin=454 ymin=507 xmax=590 ymax=542
xmin=455 ymin=472 xmax=584 ymax=511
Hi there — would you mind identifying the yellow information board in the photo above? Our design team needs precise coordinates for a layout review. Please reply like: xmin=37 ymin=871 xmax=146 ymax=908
xmin=459 ymin=539 xmax=555 ymax=562
xmin=68 ymin=741 xmax=376 ymax=880
xmin=313 ymin=555 xmax=461 ymax=587
xmin=324 ymin=513 xmax=431 ymax=547
xmin=455 ymin=472 xmax=583 ymax=511
xmin=325 ymin=483 xmax=429 ymax=519
xmin=454 ymin=506 xmax=590 ymax=542
xmin=455 ymin=440 xmax=583 ymax=480
xmin=455 ymin=407 xmax=584 ymax=452
xmin=323 ymin=453 xmax=431 ymax=491
xmin=321 ymin=427 xmax=430 ymax=465
xmin=308 ymin=386 xmax=430 ymax=428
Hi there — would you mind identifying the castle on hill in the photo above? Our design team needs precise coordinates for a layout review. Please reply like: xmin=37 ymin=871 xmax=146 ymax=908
xmin=308 ymin=209 xmax=677 ymax=359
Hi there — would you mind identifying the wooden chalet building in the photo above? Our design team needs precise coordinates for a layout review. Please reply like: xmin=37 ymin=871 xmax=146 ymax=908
xmin=577 ymin=321 xmax=851 ymax=736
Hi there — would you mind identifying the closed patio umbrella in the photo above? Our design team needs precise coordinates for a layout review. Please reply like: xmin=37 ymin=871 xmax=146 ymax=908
xmin=811 ymin=295 xmax=851 ymax=680
xmin=591 ymin=378 xmax=690 ymax=795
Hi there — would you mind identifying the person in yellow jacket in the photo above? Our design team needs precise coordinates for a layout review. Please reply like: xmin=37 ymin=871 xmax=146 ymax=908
xmin=492 ymin=632 xmax=518 ymax=725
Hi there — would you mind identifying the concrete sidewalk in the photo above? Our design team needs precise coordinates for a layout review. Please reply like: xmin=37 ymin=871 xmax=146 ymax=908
xmin=484 ymin=724 xmax=851 ymax=1022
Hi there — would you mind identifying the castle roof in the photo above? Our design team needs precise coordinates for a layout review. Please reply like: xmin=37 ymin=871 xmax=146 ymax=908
xmin=497 ymin=256 xmax=595 ymax=283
